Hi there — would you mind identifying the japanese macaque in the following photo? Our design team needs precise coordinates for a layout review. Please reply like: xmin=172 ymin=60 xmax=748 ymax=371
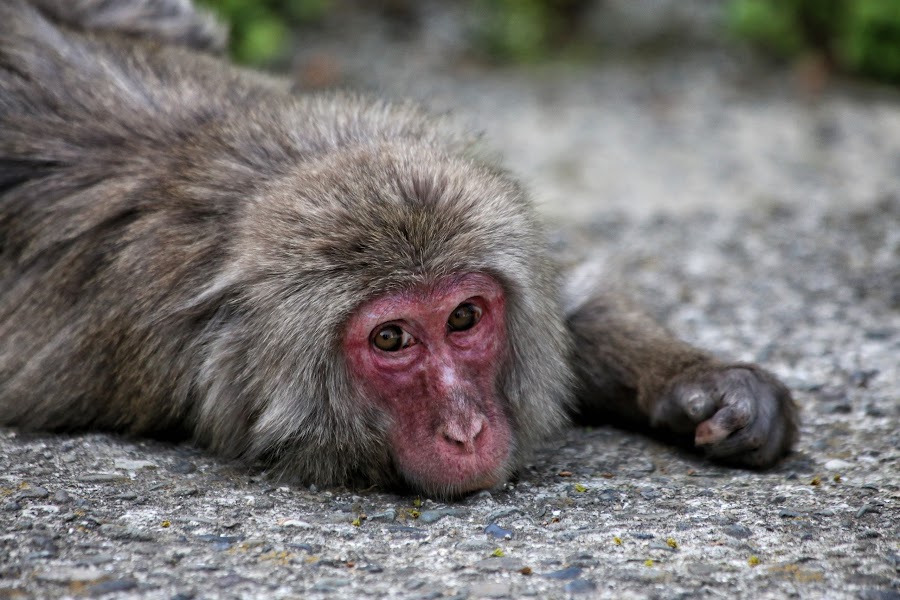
xmin=0 ymin=0 xmax=797 ymax=497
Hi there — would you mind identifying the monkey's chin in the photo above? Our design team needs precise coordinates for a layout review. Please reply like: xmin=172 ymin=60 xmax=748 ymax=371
xmin=398 ymin=458 xmax=512 ymax=499
xmin=405 ymin=470 xmax=508 ymax=500
xmin=391 ymin=427 xmax=514 ymax=498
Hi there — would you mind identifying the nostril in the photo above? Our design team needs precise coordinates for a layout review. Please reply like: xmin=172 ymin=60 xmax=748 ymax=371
xmin=439 ymin=416 xmax=486 ymax=454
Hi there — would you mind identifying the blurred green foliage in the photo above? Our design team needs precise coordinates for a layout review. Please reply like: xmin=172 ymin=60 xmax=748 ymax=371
xmin=729 ymin=0 xmax=900 ymax=83
xmin=198 ymin=0 xmax=331 ymax=64
xmin=202 ymin=0 xmax=900 ymax=82
xmin=469 ymin=0 xmax=587 ymax=63
xmin=200 ymin=0 xmax=587 ymax=65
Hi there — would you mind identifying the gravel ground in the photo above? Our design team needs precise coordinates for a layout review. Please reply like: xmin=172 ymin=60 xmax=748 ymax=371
xmin=1 ymin=4 xmax=899 ymax=599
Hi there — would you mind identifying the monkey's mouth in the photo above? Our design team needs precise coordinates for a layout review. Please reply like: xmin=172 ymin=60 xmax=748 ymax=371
xmin=389 ymin=422 xmax=513 ymax=498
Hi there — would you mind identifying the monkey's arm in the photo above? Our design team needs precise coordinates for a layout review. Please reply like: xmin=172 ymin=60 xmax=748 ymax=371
xmin=565 ymin=288 xmax=798 ymax=468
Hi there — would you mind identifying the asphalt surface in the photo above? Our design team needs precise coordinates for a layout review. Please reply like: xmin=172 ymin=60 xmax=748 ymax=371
xmin=1 ymin=3 xmax=899 ymax=599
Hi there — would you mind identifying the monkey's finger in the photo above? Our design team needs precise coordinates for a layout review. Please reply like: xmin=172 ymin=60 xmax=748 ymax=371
xmin=694 ymin=390 xmax=755 ymax=446
xmin=652 ymin=382 xmax=719 ymax=434
xmin=701 ymin=398 xmax=785 ymax=465
xmin=676 ymin=387 xmax=720 ymax=424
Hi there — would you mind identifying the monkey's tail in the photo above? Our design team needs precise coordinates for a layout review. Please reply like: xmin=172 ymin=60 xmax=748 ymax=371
xmin=21 ymin=0 xmax=227 ymax=53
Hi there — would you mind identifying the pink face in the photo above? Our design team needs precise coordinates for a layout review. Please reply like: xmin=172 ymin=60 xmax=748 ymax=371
xmin=343 ymin=273 xmax=512 ymax=495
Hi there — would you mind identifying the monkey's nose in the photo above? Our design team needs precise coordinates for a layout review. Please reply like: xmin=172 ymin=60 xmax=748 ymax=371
xmin=438 ymin=416 xmax=486 ymax=454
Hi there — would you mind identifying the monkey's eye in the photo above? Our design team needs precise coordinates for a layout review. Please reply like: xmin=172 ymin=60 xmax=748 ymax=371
xmin=448 ymin=303 xmax=482 ymax=332
xmin=372 ymin=325 xmax=412 ymax=352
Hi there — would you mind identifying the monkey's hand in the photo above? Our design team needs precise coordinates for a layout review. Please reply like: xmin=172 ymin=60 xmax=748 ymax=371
xmin=651 ymin=363 xmax=798 ymax=468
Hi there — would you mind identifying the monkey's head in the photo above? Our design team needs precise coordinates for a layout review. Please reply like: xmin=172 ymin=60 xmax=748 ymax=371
xmin=199 ymin=136 xmax=573 ymax=498
xmin=344 ymin=272 xmax=511 ymax=493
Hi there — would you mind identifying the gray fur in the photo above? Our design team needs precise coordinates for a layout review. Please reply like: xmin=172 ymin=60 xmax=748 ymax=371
xmin=0 ymin=0 xmax=572 ymax=493
xmin=26 ymin=0 xmax=227 ymax=52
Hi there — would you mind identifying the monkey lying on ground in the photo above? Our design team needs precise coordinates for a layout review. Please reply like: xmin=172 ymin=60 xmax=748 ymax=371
xmin=0 ymin=0 xmax=797 ymax=498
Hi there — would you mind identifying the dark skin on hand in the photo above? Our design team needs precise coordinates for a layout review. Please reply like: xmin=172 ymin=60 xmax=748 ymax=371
xmin=0 ymin=0 xmax=798 ymax=499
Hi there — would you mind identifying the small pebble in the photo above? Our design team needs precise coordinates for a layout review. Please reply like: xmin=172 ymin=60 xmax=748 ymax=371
xmin=475 ymin=557 xmax=524 ymax=572
xmin=418 ymin=508 xmax=466 ymax=524
xmin=310 ymin=578 xmax=351 ymax=592
xmin=88 ymin=578 xmax=138 ymax=596
xmin=597 ymin=489 xmax=620 ymax=502
xmin=824 ymin=459 xmax=853 ymax=470
xmin=279 ymin=520 xmax=313 ymax=529
xmin=724 ymin=524 xmax=752 ymax=539
xmin=484 ymin=523 xmax=513 ymax=539
xmin=639 ymin=487 xmax=660 ymax=500
xmin=167 ymin=459 xmax=197 ymax=474
xmin=16 ymin=485 xmax=50 ymax=500
xmin=544 ymin=567 xmax=582 ymax=580
xmin=35 ymin=567 xmax=105 ymax=584
xmin=195 ymin=534 xmax=241 ymax=550
xmin=75 ymin=554 xmax=115 ymax=566
xmin=564 ymin=579 xmax=597 ymax=594
xmin=99 ymin=524 xmax=154 ymax=542
xmin=565 ymin=553 xmax=598 ymax=568
xmin=367 ymin=509 xmax=397 ymax=522
xmin=113 ymin=459 xmax=157 ymax=471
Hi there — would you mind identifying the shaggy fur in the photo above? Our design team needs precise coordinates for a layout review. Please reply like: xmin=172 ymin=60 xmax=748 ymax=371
xmin=0 ymin=0 xmax=797 ymax=495
xmin=0 ymin=0 xmax=572 ymax=491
